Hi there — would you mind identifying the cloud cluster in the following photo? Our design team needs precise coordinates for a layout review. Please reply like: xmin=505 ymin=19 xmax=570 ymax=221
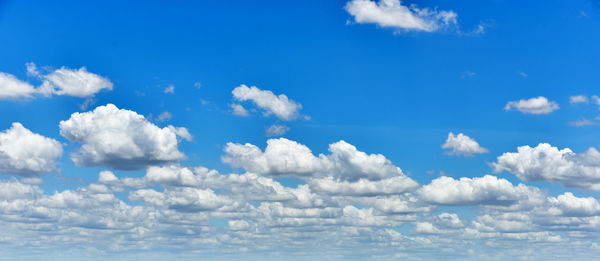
xmin=492 ymin=143 xmax=600 ymax=190
xmin=504 ymin=96 xmax=559 ymax=114
xmin=344 ymin=0 xmax=458 ymax=32
xmin=442 ymin=132 xmax=488 ymax=156
xmin=0 ymin=63 xmax=112 ymax=100
xmin=0 ymin=123 xmax=63 ymax=176
xmin=59 ymin=104 xmax=191 ymax=170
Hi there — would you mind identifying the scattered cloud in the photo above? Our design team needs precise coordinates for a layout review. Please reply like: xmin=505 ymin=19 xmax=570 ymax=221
xmin=156 ymin=111 xmax=173 ymax=122
xmin=442 ymin=132 xmax=488 ymax=156
xmin=266 ymin=124 xmax=290 ymax=137
xmin=164 ymin=85 xmax=175 ymax=94
xmin=0 ymin=63 xmax=112 ymax=100
xmin=232 ymin=84 xmax=302 ymax=121
xmin=504 ymin=96 xmax=559 ymax=114
xmin=59 ymin=104 xmax=191 ymax=170
xmin=0 ymin=123 xmax=63 ymax=176
xmin=570 ymin=95 xmax=589 ymax=104
xmin=492 ymin=143 xmax=600 ymax=190
xmin=569 ymin=118 xmax=596 ymax=127
xmin=230 ymin=103 xmax=249 ymax=116
xmin=344 ymin=0 xmax=458 ymax=32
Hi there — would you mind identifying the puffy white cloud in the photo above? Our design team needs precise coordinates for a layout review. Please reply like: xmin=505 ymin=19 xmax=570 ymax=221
xmin=442 ymin=132 xmax=488 ymax=156
xmin=0 ymin=72 xmax=37 ymax=100
xmin=344 ymin=0 xmax=457 ymax=32
xmin=492 ymin=143 xmax=600 ymax=190
xmin=1 ymin=63 xmax=113 ymax=100
xmin=39 ymin=65 xmax=113 ymax=98
xmin=419 ymin=175 xmax=541 ymax=206
xmin=222 ymin=138 xmax=323 ymax=177
xmin=59 ymin=104 xmax=190 ymax=170
xmin=222 ymin=138 xmax=409 ymax=182
xmin=0 ymin=123 xmax=63 ymax=176
xmin=504 ymin=96 xmax=559 ymax=114
xmin=232 ymin=84 xmax=301 ymax=121
xmin=163 ymin=85 xmax=174 ymax=94
xmin=265 ymin=124 xmax=290 ymax=137
xmin=547 ymin=192 xmax=600 ymax=217
xmin=230 ymin=103 xmax=249 ymax=116
xmin=570 ymin=95 xmax=589 ymax=104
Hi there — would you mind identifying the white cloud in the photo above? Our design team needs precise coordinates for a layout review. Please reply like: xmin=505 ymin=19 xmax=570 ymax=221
xmin=419 ymin=175 xmax=542 ymax=206
xmin=504 ymin=96 xmax=559 ymax=114
xmin=164 ymin=85 xmax=175 ymax=94
xmin=232 ymin=84 xmax=301 ymax=121
xmin=59 ymin=104 xmax=190 ymax=170
xmin=0 ymin=123 xmax=63 ymax=176
xmin=569 ymin=118 xmax=596 ymax=127
xmin=1 ymin=63 xmax=113 ymax=100
xmin=344 ymin=0 xmax=458 ymax=32
xmin=547 ymin=192 xmax=600 ymax=217
xmin=39 ymin=65 xmax=113 ymax=97
xmin=492 ymin=143 xmax=600 ymax=190
xmin=0 ymin=72 xmax=38 ymax=100
xmin=266 ymin=124 xmax=290 ymax=137
xmin=156 ymin=111 xmax=173 ymax=122
xmin=230 ymin=103 xmax=249 ymax=116
xmin=442 ymin=132 xmax=488 ymax=156
xmin=309 ymin=176 xmax=418 ymax=196
xmin=570 ymin=95 xmax=589 ymax=104
xmin=222 ymin=138 xmax=408 ymax=182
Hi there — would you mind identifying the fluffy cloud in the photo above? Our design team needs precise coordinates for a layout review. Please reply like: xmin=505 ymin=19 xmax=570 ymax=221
xmin=0 ymin=123 xmax=63 ymax=176
xmin=222 ymin=138 xmax=408 ymax=182
xmin=0 ymin=63 xmax=112 ymax=100
xmin=232 ymin=84 xmax=301 ymax=121
xmin=38 ymin=65 xmax=113 ymax=97
xmin=492 ymin=143 xmax=600 ymax=190
xmin=442 ymin=132 xmax=488 ymax=156
xmin=344 ymin=0 xmax=458 ymax=32
xmin=309 ymin=176 xmax=418 ymax=196
xmin=0 ymin=72 xmax=37 ymax=100
xmin=230 ymin=103 xmax=249 ymax=116
xmin=59 ymin=104 xmax=191 ymax=170
xmin=419 ymin=175 xmax=542 ymax=206
xmin=504 ymin=96 xmax=559 ymax=114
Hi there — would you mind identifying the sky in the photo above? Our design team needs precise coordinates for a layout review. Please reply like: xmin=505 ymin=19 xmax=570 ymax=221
xmin=1 ymin=0 xmax=600 ymax=260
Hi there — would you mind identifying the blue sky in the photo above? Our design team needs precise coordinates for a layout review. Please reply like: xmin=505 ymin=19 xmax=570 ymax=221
xmin=1 ymin=0 xmax=600 ymax=260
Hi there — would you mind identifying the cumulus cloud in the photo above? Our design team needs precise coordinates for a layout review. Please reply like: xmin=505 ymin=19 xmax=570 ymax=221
xmin=492 ymin=143 xmax=600 ymax=190
xmin=222 ymin=138 xmax=408 ymax=182
xmin=442 ymin=132 xmax=488 ymax=156
xmin=504 ymin=96 xmax=559 ymax=114
xmin=344 ymin=0 xmax=458 ymax=32
xmin=0 ymin=63 xmax=112 ymax=100
xmin=0 ymin=72 xmax=38 ymax=100
xmin=59 ymin=104 xmax=190 ymax=170
xmin=232 ymin=84 xmax=301 ymax=121
xmin=419 ymin=175 xmax=542 ymax=206
xmin=266 ymin=124 xmax=290 ymax=137
xmin=38 ymin=65 xmax=113 ymax=97
xmin=0 ymin=123 xmax=63 ymax=176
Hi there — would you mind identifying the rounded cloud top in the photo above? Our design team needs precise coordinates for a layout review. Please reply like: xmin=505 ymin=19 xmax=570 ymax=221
xmin=59 ymin=104 xmax=191 ymax=170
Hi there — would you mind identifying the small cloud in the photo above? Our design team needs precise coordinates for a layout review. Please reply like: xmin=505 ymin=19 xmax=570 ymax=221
xmin=230 ymin=103 xmax=249 ymax=117
xmin=569 ymin=118 xmax=596 ymax=127
xmin=504 ymin=96 xmax=559 ymax=114
xmin=266 ymin=124 xmax=290 ymax=137
xmin=194 ymin=82 xmax=202 ymax=89
xmin=164 ymin=85 xmax=175 ymax=94
xmin=79 ymin=98 xmax=96 ymax=110
xmin=157 ymin=111 xmax=173 ymax=122
xmin=442 ymin=132 xmax=489 ymax=156
xmin=519 ymin=72 xmax=528 ymax=78
xmin=303 ymin=115 xmax=312 ymax=121
xmin=570 ymin=95 xmax=589 ymax=104
xmin=461 ymin=71 xmax=476 ymax=78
